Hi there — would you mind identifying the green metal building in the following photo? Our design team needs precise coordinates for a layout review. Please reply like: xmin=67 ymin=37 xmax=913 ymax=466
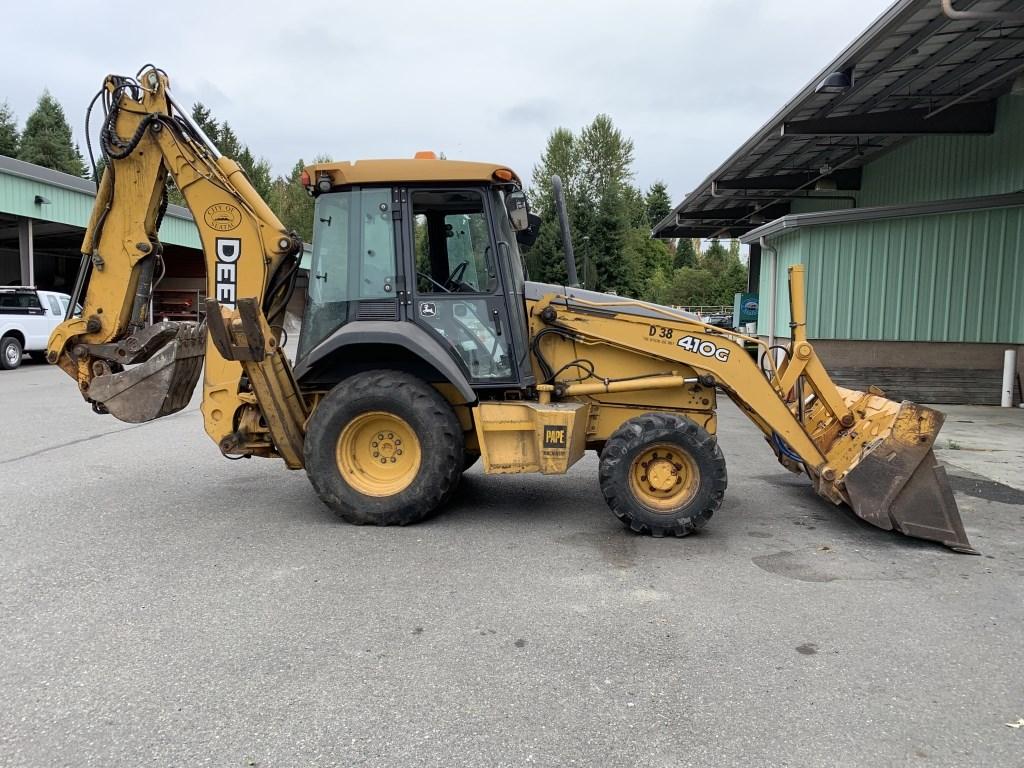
xmin=653 ymin=0 xmax=1024 ymax=404
xmin=0 ymin=154 xmax=206 ymax=318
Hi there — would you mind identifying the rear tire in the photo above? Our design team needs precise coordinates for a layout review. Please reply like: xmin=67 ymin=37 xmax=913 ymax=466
xmin=1 ymin=336 xmax=23 ymax=370
xmin=599 ymin=412 xmax=727 ymax=537
xmin=304 ymin=370 xmax=464 ymax=526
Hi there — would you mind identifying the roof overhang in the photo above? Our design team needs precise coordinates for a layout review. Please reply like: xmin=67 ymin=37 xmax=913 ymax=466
xmin=654 ymin=0 xmax=1024 ymax=240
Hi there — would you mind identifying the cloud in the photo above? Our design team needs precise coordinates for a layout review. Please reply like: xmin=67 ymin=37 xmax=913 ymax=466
xmin=0 ymin=0 xmax=892 ymax=204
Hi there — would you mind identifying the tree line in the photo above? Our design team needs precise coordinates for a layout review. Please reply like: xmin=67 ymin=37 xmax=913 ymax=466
xmin=526 ymin=114 xmax=747 ymax=307
xmin=0 ymin=92 xmax=322 ymax=242
xmin=1 ymin=93 xmax=746 ymax=308
xmin=1 ymin=92 xmax=89 ymax=176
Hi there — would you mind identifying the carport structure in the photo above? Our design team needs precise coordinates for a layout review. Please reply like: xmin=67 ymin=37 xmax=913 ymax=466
xmin=0 ymin=154 xmax=205 ymax=318
xmin=653 ymin=0 xmax=1024 ymax=404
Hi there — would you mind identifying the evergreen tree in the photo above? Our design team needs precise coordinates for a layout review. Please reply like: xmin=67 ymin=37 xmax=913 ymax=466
xmin=624 ymin=184 xmax=648 ymax=229
xmin=0 ymin=101 xmax=19 ymax=157
xmin=701 ymin=238 xmax=729 ymax=273
xmin=577 ymin=114 xmax=634 ymax=205
xmin=267 ymin=155 xmax=332 ymax=242
xmin=527 ymin=127 xmax=579 ymax=285
xmin=644 ymin=181 xmax=672 ymax=229
xmin=17 ymin=90 xmax=86 ymax=176
xmin=216 ymin=122 xmax=243 ymax=159
xmin=524 ymin=216 xmax=569 ymax=285
xmin=191 ymin=103 xmax=218 ymax=142
xmin=620 ymin=228 xmax=673 ymax=298
xmin=529 ymin=127 xmax=578 ymax=213
xmin=237 ymin=146 xmax=273 ymax=201
xmin=526 ymin=116 xmax=680 ymax=298
xmin=587 ymin=190 xmax=629 ymax=293
xmin=674 ymin=237 xmax=698 ymax=269
xmin=189 ymin=103 xmax=274 ymax=202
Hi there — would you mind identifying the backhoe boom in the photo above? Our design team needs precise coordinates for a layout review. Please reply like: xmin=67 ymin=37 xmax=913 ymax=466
xmin=47 ymin=67 xmax=306 ymax=463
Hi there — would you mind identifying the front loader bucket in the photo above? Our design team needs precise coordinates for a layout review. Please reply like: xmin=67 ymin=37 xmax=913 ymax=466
xmin=830 ymin=398 xmax=976 ymax=554
xmin=86 ymin=321 xmax=206 ymax=423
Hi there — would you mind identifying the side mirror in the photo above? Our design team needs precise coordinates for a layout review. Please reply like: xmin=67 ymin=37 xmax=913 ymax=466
xmin=516 ymin=213 xmax=542 ymax=249
xmin=505 ymin=191 xmax=530 ymax=231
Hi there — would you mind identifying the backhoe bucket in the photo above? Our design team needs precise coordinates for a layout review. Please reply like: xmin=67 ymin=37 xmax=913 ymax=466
xmin=822 ymin=394 xmax=976 ymax=554
xmin=86 ymin=321 xmax=206 ymax=423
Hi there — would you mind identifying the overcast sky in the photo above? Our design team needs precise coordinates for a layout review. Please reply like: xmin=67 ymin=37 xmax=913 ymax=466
xmin=2 ymin=0 xmax=891 ymax=203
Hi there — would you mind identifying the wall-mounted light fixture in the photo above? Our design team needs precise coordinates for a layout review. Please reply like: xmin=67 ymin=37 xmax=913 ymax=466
xmin=34 ymin=194 xmax=51 ymax=205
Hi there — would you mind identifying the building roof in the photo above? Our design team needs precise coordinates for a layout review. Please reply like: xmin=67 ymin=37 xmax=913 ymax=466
xmin=0 ymin=154 xmax=200 ymax=249
xmin=653 ymin=0 xmax=1024 ymax=239
xmin=305 ymin=158 xmax=521 ymax=187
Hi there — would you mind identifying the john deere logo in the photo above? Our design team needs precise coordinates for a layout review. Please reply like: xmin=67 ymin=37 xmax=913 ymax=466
xmin=204 ymin=204 xmax=242 ymax=232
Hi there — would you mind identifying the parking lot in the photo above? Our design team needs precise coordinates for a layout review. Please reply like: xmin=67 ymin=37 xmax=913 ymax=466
xmin=2 ymin=360 xmax=1023 ymax=767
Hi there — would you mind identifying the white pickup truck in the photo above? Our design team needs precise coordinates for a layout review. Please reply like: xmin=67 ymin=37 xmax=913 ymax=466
xmin=1 ymin=287 xmax=72 ymax=370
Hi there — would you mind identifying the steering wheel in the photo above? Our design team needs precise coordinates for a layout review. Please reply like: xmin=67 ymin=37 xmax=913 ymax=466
xmin=444 ymin=260 xmax=470 ymax=291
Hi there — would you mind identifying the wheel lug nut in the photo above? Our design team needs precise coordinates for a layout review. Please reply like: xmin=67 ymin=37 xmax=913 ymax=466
xmin=380 ymin=458 xmax=387 ymax=464
xmin=372 ymin=441 xmax=378 ymax=448
xmin=387 ymin=432 xmax=394 ymax=439
xmin=395 ymin=439 xmax=401 ymax=446
xmin=397 ymin=449 xmax=403 ymax=456
xmin=377 ymin=433 xmax=384 ymax=440
xmin=640 ymin=475 xmax=647 ymax=482
xmin=373 ymin=451 xmax=379 ymax=457
xmin=390 ymin=457 xmax=397 ymax=463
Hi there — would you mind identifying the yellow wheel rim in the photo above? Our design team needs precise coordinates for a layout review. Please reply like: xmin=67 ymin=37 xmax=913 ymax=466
xmin=628 ymin=443 xmax=700 ymax=512
xmin=336 ymin=411 xmax=422 ymax=497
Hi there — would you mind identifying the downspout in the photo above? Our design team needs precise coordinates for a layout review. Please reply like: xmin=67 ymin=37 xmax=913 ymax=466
xmin=760 ymin=235 xmax=778 ymax=352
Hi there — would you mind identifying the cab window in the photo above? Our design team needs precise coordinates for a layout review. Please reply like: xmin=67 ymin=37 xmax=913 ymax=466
xmin=300 ymin=187 xmax=397 ymax=359
xmin=412 ymin=190 xmax=497 ymax=294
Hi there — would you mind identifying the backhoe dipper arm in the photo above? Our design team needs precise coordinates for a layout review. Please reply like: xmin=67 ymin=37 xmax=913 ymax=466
xmin=48 ymin=67 xmax=304 ymax=459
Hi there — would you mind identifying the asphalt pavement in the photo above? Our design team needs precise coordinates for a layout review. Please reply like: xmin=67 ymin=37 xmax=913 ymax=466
xmin=2 ymin=360 xmax=1022 ymax=767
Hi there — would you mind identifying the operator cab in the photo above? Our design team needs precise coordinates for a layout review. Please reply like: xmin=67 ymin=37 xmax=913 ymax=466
xmin=294 ymin=157 xmax=538 ymax=394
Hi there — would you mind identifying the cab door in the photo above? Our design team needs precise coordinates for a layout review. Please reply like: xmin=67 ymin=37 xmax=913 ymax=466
xmin=403 ymin=187 xmax=522 ymax=388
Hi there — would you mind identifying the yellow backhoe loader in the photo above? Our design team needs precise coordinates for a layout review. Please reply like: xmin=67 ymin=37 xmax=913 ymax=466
xmin=48 ymin=67 xmax=975 ymax=553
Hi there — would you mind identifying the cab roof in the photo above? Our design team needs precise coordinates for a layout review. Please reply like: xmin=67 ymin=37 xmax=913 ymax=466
xmin=304 ymin=158 xmax=520 ymax=187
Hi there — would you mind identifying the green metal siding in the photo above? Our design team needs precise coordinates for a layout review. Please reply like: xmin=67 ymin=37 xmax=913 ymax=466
xmin=802 ymin=206 xmax=1024 ymax=344
xmin=756 ymin=230 xmax=805 ymax=338
xmin=0 ymin=166 xmax=200 ymax=249
xmin=859 ymin=94 xmax=1024 ymax=207
xmin=157 ymin=213 xmax=202 ymax=248
xmin=0 ymin=171 xmax=96 ymax=227
xmin=757 ymin=93 xmax=1024 ymax=345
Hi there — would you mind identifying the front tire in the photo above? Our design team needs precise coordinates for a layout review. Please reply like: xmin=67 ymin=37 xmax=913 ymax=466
xmin=304 ymin=370 xmax=464 ymax=526
xmin=1 ymin=336 xmax=23 ymax=370
xmin=599 ymin=413 xmax=727 ymax=537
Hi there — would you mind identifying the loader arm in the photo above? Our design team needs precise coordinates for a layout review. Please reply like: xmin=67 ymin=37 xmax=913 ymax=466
xmin=48 ymin=67 xmax=308 ymax=467
xmin=531 ymin=266 xmax=974 ymax=553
